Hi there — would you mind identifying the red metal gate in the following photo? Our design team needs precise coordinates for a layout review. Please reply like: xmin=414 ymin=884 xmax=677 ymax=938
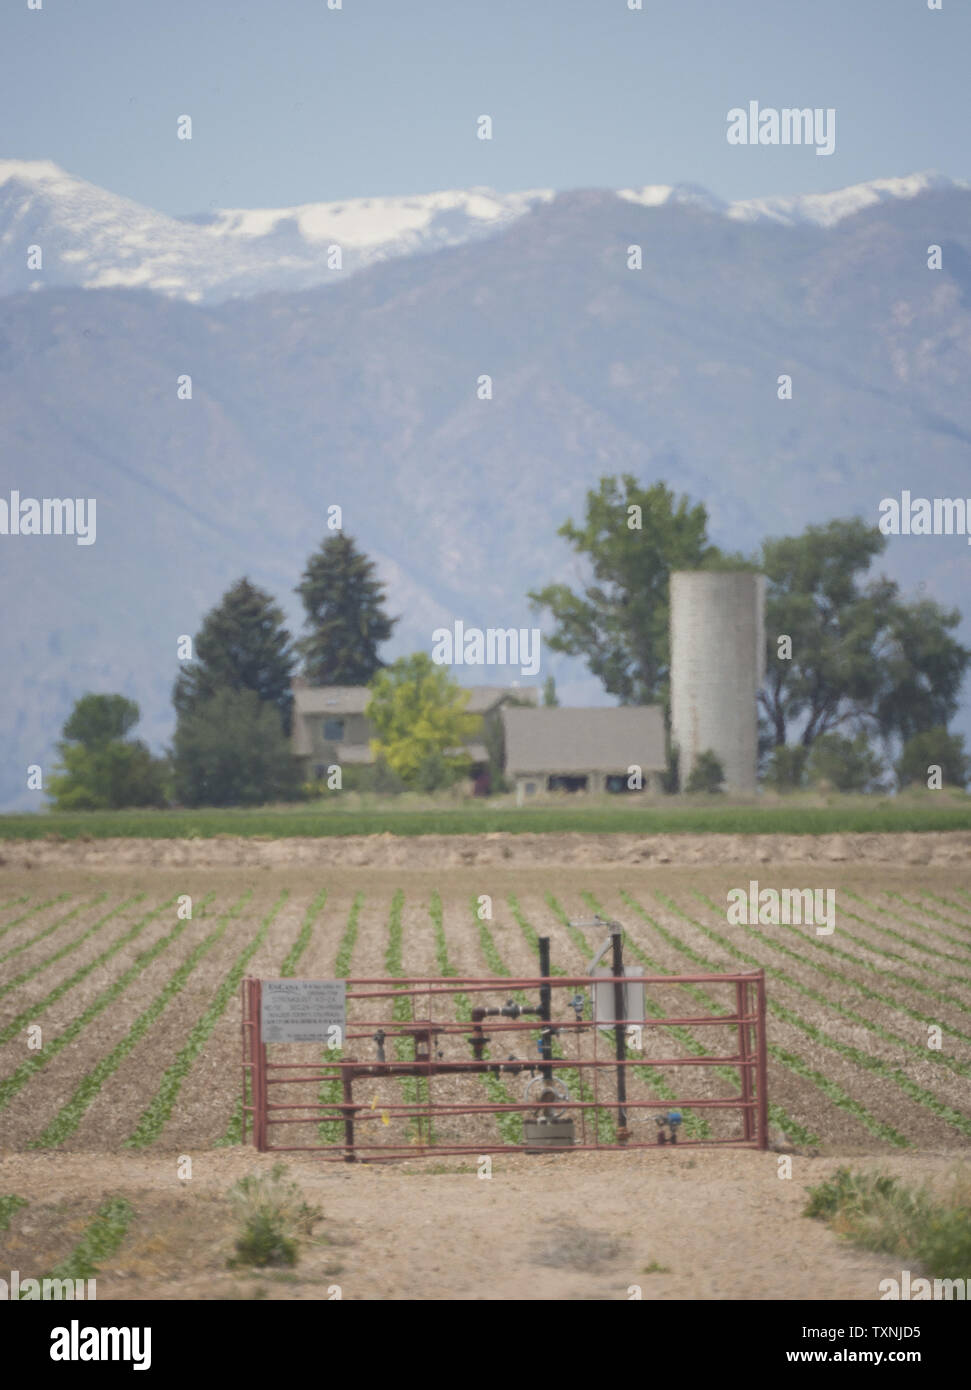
xmin=240 ymin=966 xmax=769 ymax=1159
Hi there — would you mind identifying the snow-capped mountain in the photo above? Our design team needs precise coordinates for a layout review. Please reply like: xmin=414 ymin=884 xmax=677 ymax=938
xmin=1 ymin=159 xmax=966 ymax=304
xmin=1 ymin=162 xmax=970 ymax=812
xmin=0 ymin=159 xmax=554 ymax=303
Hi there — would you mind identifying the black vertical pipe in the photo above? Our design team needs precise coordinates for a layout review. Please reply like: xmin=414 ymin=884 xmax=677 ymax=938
xmin=610 ymin=929 xmax=629 ymax=1136
xmin=538 ymin=935 xmax=553 ymax=1083
xmin=342 ymin=1069 xmax=356 ymax=1163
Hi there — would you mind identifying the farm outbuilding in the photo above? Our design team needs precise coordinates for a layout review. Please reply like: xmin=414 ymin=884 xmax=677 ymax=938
xmin=500 ymin=705 xmax=666 ymax=798
xmin=669 ymin=571 xmax=766 ymax=793
xmin=291 ymin=679 xmax=537 ymax=782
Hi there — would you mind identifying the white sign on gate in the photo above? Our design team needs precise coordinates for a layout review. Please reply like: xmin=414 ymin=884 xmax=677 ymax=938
xmin=261 ymin=979 xmax=346 ymax=1043
xmin=593 ymin=968 xmax=645 ymax=1034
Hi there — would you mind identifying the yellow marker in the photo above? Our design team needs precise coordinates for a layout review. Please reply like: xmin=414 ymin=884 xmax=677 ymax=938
xmin=371 ymin=1094 xmax=378 ymax=1110
xmin=381 ymin=1111 xmax=390 ymax=1126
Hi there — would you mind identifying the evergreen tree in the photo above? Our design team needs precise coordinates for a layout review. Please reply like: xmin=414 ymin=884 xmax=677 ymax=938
xmin=173 ymin=578 xmax=296 ymax=734
xmin=296 ymin=533 xmax=397 ymax=685
xmin=173 ymin=689 xmax=301 ymax=807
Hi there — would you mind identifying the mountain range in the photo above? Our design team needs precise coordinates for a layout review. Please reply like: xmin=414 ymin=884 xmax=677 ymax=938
xmin=1 ymin=162 xmax=970 ymax=810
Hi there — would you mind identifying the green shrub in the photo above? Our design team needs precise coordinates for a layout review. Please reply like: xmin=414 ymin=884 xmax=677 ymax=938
xmin=227 ymin=1164 xmax=322 ymax=1269
xmin=896 ymin=728 xmax=970 ymax=791
xmin=685 ymin=749 xmax=724 ymax=794
xmin=762 ymin=744 xmax=808 ymax=791
xmin=808 ymin=733 xmax=886 ymax=793
xmin=803 ymin=1166 xmax=971 ymax=1280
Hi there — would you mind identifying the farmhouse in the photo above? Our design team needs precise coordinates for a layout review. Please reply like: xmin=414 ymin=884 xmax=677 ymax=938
xmin=291 ymin=678 xmax=537 ymax=781
xmin=500 ymin=705 xmax=666 ymax=797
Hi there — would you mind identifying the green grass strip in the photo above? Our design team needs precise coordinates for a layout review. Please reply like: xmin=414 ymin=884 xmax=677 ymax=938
xmin=0 ymin=894 xmax=144 ymax=1002
xmin=6 ymin=801 xmax=971 ymax=839
xmin=623 ymin=891 xmax=909 ymax=1148
xmin=0 ymin=1194 xmax=28 ymax=1230
xmin=29 ymin=892 xmax=252 ymax=1148
xmin=126 ymin=892 xmax=288 ymax=1148
xmin=0 ymin=896 xmax=30 ymax=916
xmin=0 ymin=895 xmax=102 ymax=966
xmin=35 ymin=1197 xmax=135 ymax=1285
xmin=0 ymin=894 xmax=193 ymax=1050
xmin=0 ymin=894 xmax=71 ymax=945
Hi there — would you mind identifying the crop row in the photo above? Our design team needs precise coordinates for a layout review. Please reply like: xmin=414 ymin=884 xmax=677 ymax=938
xmin=0 ymin=895 xmax=144 ymax=1005
xmin=126 ymin=891 xmax=290 ymax=1148
xmin=384 ymin=889 xmax=431 ymax=1143
xmin=692 ymin=890 xmax=971 ymax=1065
xmin=569 ymin=890 xmax=820 ymax=1148
xmin=621 ymin=891 xmax=944 ymax=1148
xmin=0 ymin=895 xmax=102 ymax=968
xmin=217 ymin=889 xmax=328 ymax=1146
xmin=317 ymin=894 xmax=363 ymax=1144
xmin=673 ymin=893 xmax=971 ymax=1139
xmin=0 ymin=895 xmax=189 ymax=1111
xmin=29 ymin=893 xmax=253 ymax=1148
xmin=0 ymin=894 xmax=71 ymax=945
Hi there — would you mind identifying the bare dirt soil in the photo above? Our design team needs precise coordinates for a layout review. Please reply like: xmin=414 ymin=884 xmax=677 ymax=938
xmin=2 ymin=829 xmax=970 ymax=871
xmin=1 ymin=842 xmax=969 ymax=1300
xmin=2 ymin=1148 xmax=966 ymax=1301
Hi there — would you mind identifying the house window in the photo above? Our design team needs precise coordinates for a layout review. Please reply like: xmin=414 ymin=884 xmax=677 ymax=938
xmin=605 ymin=774 xmax=636 ymax=794
xmin=322 ymin=718 xmax=345 ymax=742
xmin=547 ymin=775 xmax=588 ymax=793
xmin=524 ymin=781 xmax=537 ymax=796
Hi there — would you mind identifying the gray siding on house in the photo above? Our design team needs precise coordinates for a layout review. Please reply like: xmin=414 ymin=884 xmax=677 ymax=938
xmin=501 ymin=706 xmax=666 ymax=782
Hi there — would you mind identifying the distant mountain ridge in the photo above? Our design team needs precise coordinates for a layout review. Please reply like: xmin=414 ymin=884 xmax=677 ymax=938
xmin=1 ymin=165 xmax=970 ymax=811
xmin=1 ymin=159 xmax=966 ymax=302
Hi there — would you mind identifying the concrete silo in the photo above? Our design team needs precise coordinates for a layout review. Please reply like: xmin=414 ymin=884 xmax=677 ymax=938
xmin=669 ymin=571 xmax=766 ymax=793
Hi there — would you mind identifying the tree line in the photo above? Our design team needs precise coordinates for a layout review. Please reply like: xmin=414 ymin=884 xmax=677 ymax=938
xmin=48 ymin=479 xmax=970 ymax=809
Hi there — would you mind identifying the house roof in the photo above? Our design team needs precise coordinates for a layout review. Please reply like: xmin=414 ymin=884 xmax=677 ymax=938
xmin=501 ymin=706 xmax=666 ymax=775
xmin=292 ymin=682 xmax=538 ymax=718
xmin=293 ymin=685 xmax=372 ymax=716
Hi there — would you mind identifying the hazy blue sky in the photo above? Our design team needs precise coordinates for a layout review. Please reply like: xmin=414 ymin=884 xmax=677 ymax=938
xmin=2 ymin=0 xmax=967 ymax=213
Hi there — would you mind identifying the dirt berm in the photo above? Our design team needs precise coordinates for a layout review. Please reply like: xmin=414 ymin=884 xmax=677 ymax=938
xmin=1 ymin=830 xmax=969 ymax=870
